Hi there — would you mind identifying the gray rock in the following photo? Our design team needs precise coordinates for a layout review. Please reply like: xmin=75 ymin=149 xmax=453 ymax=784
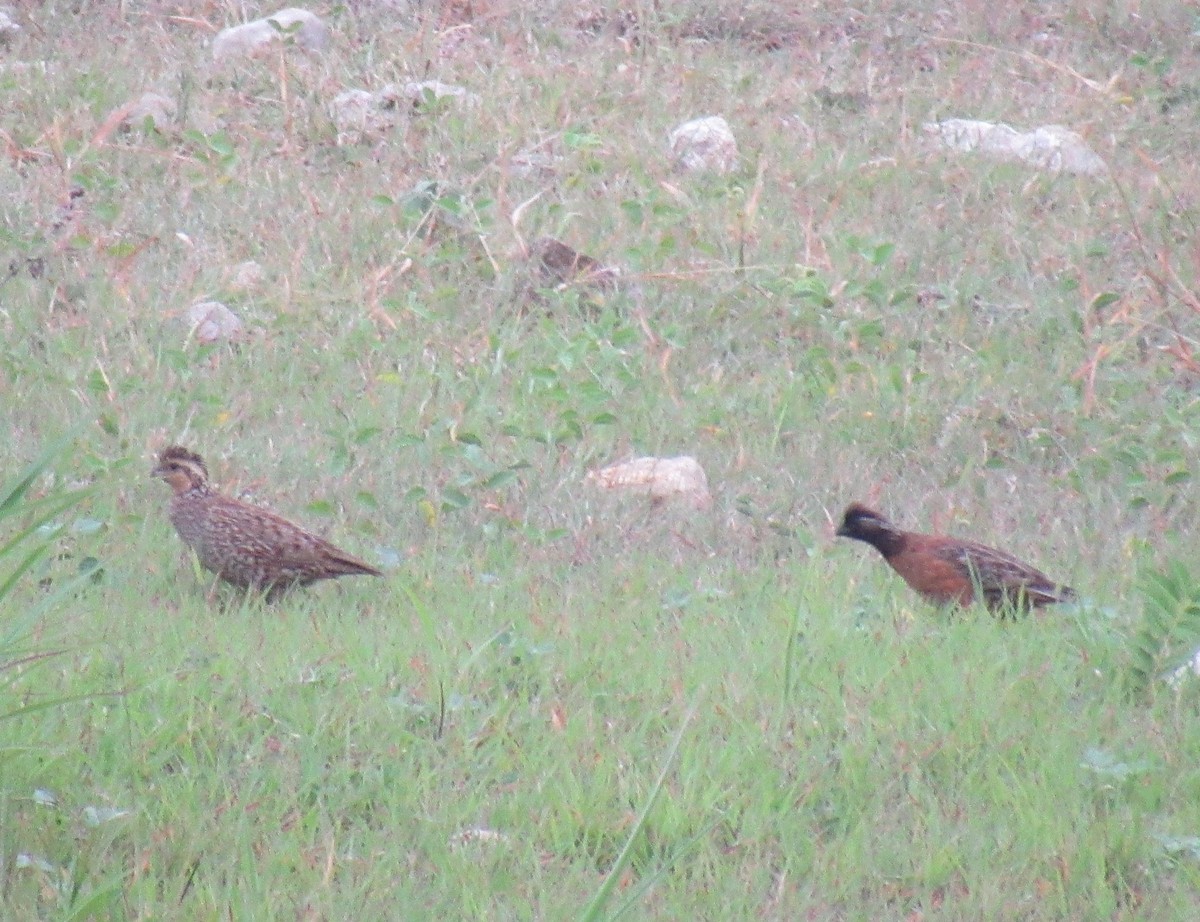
xmin=186 ymin=301 xmax=243 ymax=344
xmin=923 ymin=118 xmax=1107 ymax=177
xmin=329 ymin=80 xmax=478 ymax=144
xmin=122 ymin=92 xmax=177 ymax=131
xmin=669 ymin=116 xmax=738 ymax=174
xmin=0 ymin=8 xmax=20 ymax=45
xmin=587 ymin=456 xmax=713 ymax=510
xmin=400 ymin=80 xmax=480 ymax=108
xmin=213 ymin=8 xmax=330 ymax=64
xmin=228 ymin=261 xmax=266 ymax=293
xmin=330 ymin=87 xmax=402 ymax=145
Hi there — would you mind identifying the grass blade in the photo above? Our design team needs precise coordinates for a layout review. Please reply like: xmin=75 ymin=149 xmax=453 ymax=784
xmin=578 ymin=694 xmax=701 ymax=922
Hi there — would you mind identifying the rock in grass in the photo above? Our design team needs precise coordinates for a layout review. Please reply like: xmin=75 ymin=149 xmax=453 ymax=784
xmin=186 ymin=300 xmax=243 ymax=344
xmin=669 ymin=115 xmax=739 ymax=174
xmin=329 ymin=81 xmax=478 ymax=145
xmin=228 ymin=261 xmax=266 ymax=294
xmin=923 ymin=118 xmax=1107 ymax=177
xmin=401 ymin=80 xmax=480 ymax=110
xmin=330 ymin=88 xmax=401 ymax=145
xmin=511 ymin=146 xmax=560 ymax=179
xmin=587 ymin=456 xmax=713 ymax=510
xmin=448 ymin=827 xmax=511 ymax=850
xmin=1164 ymin=645 xmax=1200 ymax=689
xmin=121 ymin=92 xmax=177 ymax=131
xmin=212 ymin=8 xmax=330 ymax=64
xmin=0 ymin=8 xmax=20 ymax=45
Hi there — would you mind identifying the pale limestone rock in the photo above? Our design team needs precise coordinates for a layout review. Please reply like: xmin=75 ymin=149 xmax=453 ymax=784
xmin=186 ymin=301 xmax=243 ymax=344
xmin=587 ymin=456 xmax=712 ymax=510
xmin=1165 ymin=646 xmax=1200 ymax=689
xmin=329 ymin=80 xmax=478 ymax=143
xmin=448 ymin=828 xmax=511 ymax=850
xmin=228 ymin=261 xmax=266 ymax=293
xmin=212 ymin=8 xmax=330 ymax=64
xmin=669 ymin=116 xmax=738 ymax=174
xmin=330 ymin=87 xmax=401 ymax=144
xmin=923 ymin=118 xmax=1107 ymax=177
xmin=511 ymin=146 xmax=559 ymax=179
xmin=401 ymin=80 xmax=480 ymax=108
xmin=0 ymin=8 xmax=20 ymax=44
xmin=122 ymin=92 xmax=177 ymax=130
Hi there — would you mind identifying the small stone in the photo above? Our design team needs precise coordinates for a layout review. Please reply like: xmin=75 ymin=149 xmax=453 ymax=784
xmin=330 ymin=87 xmax=402 ymax=144
xmin=669 ymin=116 xmax=738 ymax=174
xmin=0 ymin=61 xmax=48 ymax=76
xmin=228 ymin=261 xmax=266 ymax=293
xmin=448 ymin=828 xmax=511 ymax=850
xmin=923 ymin=118 xmax=1107 ymax=177
xmin=212 ymin=8 xmax=330 ymax=64
xmin=400 ymin=80 xmax=480 ymax=109
xmin=186 ymin=300 xmax=243 ymax=344
xmin=510 ymin=147 xmax=559 ymax=179
xmin=1165 ymin=645 xmax=1200 ymax=689
xmin=328 ymin=80 xmax=478 ymax=144
xmin=122 ymin=92 xmax=177 ymax=131
xmin=0 ymin=8 xmax=21 ymax=44
xmin=587 ymin=456 xmax=712 ymax=510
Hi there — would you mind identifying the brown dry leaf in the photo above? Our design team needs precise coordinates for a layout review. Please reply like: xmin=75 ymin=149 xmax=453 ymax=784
xmin=550 ymin=703 xmax=567 ymax=732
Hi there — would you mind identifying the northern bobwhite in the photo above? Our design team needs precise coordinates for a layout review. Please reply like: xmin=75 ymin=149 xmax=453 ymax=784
xmin=836 ymin=502 xmax=1075 ymax=612
xmin=152 ymin=446 xmax=382 ymax=598
xmin=530 ymin=237 xmax=619 ymax=292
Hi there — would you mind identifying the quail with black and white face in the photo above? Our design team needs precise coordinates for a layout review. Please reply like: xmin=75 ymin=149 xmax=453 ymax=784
xmin=152 ymin=446 xmax=381 ymax=599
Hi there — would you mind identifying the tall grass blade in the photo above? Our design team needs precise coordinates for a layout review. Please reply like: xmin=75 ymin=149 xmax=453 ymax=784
xmin=578 ymin=695 xmax=701 ymax=922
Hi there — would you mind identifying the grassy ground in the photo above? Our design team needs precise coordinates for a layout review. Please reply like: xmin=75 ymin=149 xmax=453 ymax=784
xmin=4 ymin=1 xmax=1200 ymax=917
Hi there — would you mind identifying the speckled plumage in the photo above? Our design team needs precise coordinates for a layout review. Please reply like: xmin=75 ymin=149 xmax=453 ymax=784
xmin=152 ymin=446 xmax=381 ymax=598
xmin=836 ymin=502 xmax=1074 ymax=612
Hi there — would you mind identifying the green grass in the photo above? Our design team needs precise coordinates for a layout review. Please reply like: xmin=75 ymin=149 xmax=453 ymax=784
xmin=4 ymin=0 xmax=1200 ymax=917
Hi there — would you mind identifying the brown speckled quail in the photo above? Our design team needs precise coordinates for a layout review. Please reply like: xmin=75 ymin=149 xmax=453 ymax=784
xmin=152 ymin=446 xmax=382 ymax=598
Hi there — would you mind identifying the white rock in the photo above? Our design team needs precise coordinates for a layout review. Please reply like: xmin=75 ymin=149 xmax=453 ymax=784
xmin=212 ymin=8 xmax=330 ymax=64
xmin=0 ymin=9 xmax=20 ymax=44
xmin=228 ymin=261 xmax=266 ymax=292
xmin=923 ymin=118 xmax=1107 ymax=177
xmin=400 ymin=80 xmax=480 ymax=108
xmin=328 ymin=80 xmax=478 ymax=143
xmin=1165 ymin=646 xmax=1200 ymax=689
xmin=331 ymin=88 xmax=382 ymax=139
xmin=122 ymin=92 xmax=177 ymax=130
xmin=448 ymin=827 xmax=511 ymax=850
xmin=330 ymin=87 xmax=401 ymax=144
xmin=0 ymin=61 xmax=48 ymax=77
xmin=186 ymin=301 xmax=243 ymax=344
xmin=587 ymin=456 xmax=712 ymax=510
xmin=511 ymin=146 xmax=559 ymax=179
xmin=669 ymin=116 xmax=739 ymax=175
